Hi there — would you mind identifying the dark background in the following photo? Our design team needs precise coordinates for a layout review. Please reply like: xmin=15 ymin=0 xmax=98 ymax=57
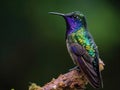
xmin=1 ymin=0 xmax=120 ymax=90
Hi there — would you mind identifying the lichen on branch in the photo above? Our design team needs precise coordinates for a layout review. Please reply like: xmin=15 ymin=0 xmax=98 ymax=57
xmin=29 ymin=60 xmax=104 ymax=90
xmin=29 ymin=70 xmax=88 ymax=90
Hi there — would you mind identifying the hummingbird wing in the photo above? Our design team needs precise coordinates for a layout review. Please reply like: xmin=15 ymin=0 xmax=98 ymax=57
xmin=69 ymin=42 xmax=102 ymax=88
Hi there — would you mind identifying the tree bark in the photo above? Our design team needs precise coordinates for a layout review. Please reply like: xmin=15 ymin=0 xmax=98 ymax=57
xmin=29 ymin=60 xmax=104 ymax=90
xmin=29 ymin=70 xmax=88 ymax=90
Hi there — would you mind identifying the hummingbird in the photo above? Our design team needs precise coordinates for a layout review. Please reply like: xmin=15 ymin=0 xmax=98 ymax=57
xmin=49 ymin=11 xmax=103 ymax=88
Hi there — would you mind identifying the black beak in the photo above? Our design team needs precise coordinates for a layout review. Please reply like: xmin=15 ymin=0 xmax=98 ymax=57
xmin=49 ymin=12 xmax=65 ymax=16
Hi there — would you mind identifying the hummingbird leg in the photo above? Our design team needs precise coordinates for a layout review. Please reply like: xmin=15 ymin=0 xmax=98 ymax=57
xmin=69 ymin=66 xmax=80 ymax=71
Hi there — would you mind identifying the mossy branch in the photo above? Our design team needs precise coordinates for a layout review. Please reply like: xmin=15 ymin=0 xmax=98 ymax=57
xmin=29 ymin=60 xmax=104 ymax=90
xmin=29 ymin=70 xmax=87 ymax=90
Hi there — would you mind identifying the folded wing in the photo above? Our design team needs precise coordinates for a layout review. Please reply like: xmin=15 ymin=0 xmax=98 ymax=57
xmin=70 ymin=43 xmax=102 ymax=88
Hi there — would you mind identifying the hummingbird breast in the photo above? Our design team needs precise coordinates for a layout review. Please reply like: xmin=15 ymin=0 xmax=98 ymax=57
xmin=66 ymin=27 xmax=96 ymax=59
xmin=66 ymin=39 xmax=78 ymax=65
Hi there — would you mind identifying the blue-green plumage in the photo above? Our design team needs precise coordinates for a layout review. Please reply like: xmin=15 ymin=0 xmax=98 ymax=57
xmin=49 ymin=11 xmax=103 ymax=88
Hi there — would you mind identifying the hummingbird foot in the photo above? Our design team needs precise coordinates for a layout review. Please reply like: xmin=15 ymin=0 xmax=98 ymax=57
xmin=69 ymin=66 xmax=80 ymax=72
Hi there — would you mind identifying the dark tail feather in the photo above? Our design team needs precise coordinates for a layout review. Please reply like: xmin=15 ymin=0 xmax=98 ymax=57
xmin=77 ymin=57 xmax=103 ymax=88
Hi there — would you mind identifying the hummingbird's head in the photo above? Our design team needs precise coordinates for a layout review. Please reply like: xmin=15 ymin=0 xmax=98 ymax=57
xmin=49 ymin=11 xmax=87 ymax=30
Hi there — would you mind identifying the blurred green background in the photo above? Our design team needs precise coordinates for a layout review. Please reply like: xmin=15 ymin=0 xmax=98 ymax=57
xmin=1 ymin=0 xmax=120 ymax=90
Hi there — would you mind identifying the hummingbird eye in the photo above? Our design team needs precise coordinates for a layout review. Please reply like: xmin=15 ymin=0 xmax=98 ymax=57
xmin=76 ymin=16 xmax=79 ymax=19
xmin=73 ymin=15 xmax=79 ymax=19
